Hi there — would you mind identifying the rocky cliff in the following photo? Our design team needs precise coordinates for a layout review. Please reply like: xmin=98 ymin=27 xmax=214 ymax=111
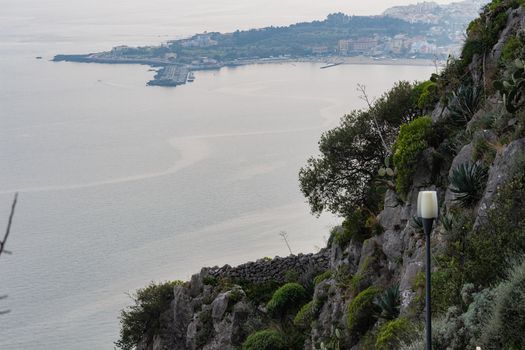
xmin=120 ymin=1 xmax=525 ymax=349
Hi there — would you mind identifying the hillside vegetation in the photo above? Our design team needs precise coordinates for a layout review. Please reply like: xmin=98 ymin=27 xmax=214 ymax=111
xmin=116 ymin=0 xmax=525 ymax=349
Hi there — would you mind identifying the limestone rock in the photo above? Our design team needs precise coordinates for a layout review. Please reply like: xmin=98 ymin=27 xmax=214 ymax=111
xmin=190 ymin=273 xmax=203 ymax=297
xmin=172 ymin=285 xmax=193 ymax=350
xmin=475 ymin=137 xmax=525 ymax=227
xmin=431 ymin=101 xmax=450 ymax=123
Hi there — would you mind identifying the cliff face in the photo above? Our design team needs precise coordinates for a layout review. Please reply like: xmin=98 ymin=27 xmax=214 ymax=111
xmin=130 ymin=2 xmax=525 ymax=350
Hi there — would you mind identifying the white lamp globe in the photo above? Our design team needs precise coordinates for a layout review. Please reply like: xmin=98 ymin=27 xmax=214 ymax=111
xmin=417 ymin=191 xmax=439 ymax=219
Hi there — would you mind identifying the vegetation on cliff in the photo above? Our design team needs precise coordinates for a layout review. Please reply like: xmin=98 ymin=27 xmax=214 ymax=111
xmin=116 ymin=0 xmax=525 ymax=349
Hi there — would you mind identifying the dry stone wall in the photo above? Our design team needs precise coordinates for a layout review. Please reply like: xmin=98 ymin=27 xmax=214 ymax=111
xmin=204 ymin=250 xmax=330 ymax=284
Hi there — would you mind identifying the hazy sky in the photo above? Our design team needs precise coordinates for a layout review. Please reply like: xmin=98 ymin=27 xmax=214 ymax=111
xmin=0 ymin=0 xmax=463 ymax=46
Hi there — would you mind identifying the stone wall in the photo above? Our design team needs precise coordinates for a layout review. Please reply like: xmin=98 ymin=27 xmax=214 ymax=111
xmin=204 ymin=250 xmax=330 ymax=284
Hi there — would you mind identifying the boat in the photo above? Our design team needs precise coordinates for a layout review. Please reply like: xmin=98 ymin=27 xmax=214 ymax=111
xmin=320 ymin=62 xmax=342 ymax=69
xmin=35 ymin=56 xmax=42 ymax=59
xmin=187 ymin=72 xmax=195 ymax=82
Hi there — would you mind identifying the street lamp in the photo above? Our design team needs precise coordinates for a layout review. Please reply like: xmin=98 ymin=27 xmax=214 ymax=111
xmin=417 ymin=191 xmax=439 ymax=350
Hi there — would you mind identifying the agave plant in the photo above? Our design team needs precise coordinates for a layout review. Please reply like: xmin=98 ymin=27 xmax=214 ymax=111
xmin=374 ymin=285 xmax=400 ymax=321
xmin=447 ymin=85 xmax=484 ymax=126
xmin=440 ymin=213 xmax=455 ymax=233
xmin=449 ymin=162 xmax=488 ymax=207
xmin=493 ymin=59 xmax=525 ymax=113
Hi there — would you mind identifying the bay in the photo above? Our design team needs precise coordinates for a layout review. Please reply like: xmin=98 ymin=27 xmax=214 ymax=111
xmin=0 ymin=1 xmax=437 ymax=348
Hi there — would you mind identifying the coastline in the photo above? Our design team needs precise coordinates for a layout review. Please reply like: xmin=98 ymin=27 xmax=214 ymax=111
xmin=53 ymin=54 xmax=439 ymax=87
xmin=237 ymin=55 xmax=438 ymax=67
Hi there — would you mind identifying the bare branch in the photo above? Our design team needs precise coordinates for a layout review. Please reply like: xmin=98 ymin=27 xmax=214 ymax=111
xmin=278 ymin=231 xmax=293 ymax=255
xmin=356 ymin=84 xmax=389 ymax=153
xmin=432 ymin=54 xmax=440 ymax=75
xmin=1 ymin=192 xmax=18 ymax=258
xmin=356 ymin=83 xmax=375 ymax=109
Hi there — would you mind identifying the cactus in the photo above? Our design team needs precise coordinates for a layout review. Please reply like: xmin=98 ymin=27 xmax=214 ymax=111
xmin=493 ymin=59 xmax=525 ymax=113
xmin=377 ymin=157 xmax=396 ymax=188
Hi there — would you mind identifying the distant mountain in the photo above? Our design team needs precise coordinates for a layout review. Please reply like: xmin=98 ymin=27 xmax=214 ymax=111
xmin=383 ymin=0 xmax=488 ymax=27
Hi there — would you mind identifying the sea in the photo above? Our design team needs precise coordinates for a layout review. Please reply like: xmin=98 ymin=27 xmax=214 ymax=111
xmin=0 ymin=0 xmax=437 ymax=348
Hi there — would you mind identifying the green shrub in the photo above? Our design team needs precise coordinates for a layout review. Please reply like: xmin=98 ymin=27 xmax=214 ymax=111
xmin=115 ymin=281 xmax=182 ymax=350
xmin=465 ymin=168 xmax=525 ymax=286
xmin=202 ymin=275 xmax=218 ymax=286
xmin=331 ymin=226 xmax=352 ymax=249
xmin=238 ymin=280 xmax=281 ymax=305
xmin=242 ymin=329 xmax=286 ymax=350
xmin=374 ymin=285 xmax=400 ymax=321
xmin=449 ymin=162 xmax=488 ymax=207
xmin=293 ymin=300 xmax=317 ymax=330
xmin=461 ymin=39 xmax=483 ymax=66
xmin=502 ymin=35 xmax=523 ymax=61
xmin=393 ymin=116 xmax=433 ymax=195
xmin=330 ymin=208 xmax=381 ymax=248
xmin=341 ymin=209 xmax=371 ymax=242
xmin=480 ymin=258 xmax=525 ymax=349
xmin=195 ymin=308 xmax=214 ymax=347
xmin=432 ymin=256 xmax=464 ymax=314
xmin=314 ymin=270 xmax=333 ymax=286
xmin=347 ymin=286 xmax=381 ymax=337
xmin=375 ymin=317 xmax=416 ymax=350
xmin=267 ymin=283 xmax=308 ymax=318
xmin=414 ymin=80 xmax=438 ymax=111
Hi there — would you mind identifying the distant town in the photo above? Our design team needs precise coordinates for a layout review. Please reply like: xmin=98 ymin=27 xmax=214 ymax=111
xmin=54 ymin=0 xmax=488 ymax=87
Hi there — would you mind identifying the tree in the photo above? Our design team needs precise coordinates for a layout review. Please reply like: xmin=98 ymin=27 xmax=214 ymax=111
xmin=299 ymin=82 xmax=421 ymax=217
xmin=299 ymin=110 xmax=384 ymax=217
xmin=1 ymin=193 xmax=18 ymax=315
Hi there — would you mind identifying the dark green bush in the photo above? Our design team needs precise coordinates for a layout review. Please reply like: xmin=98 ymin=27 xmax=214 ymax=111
xmin=329 ymin=208 xmax=381 ymax=249
xmin=195 ymin=308 xmax=214 ymax=347
xmin=347 ymin=286 xmax=381 ymax=337
xmin=465 ymin=168 xmax=525 ymax=286
xmin=293 ymin=300 xmax=317 ymax=330
xmin=375 ymin=317 xmax=417 ymax=350
xmin=449 ymin=162 xmax=488 ymax=207
xmin=340 ymin=209 xmax=372 ymax=243
xmin=267 ymin=283 xmax=308 ymax=319
xmin=374 ymin=285 xmax=400 ymax=321
xmin=238 ymin=280 xmax=281 ymax=305
xmin=392 ymin=116 xmax=433 ymax=195
xmin=414 ymin=80 xmax=438 ymax=111
xmin=202 ymin=275 xmax=218 ymax=286
xmin=242 ymin=329 xmax=286 ymax=350
xmin=461 ymin=39 xmax=484 ymax=66
xmin=115 ymin=281 xmax=181 ymax=350
xmin=432 ymin=256 xmax=464 ymax=314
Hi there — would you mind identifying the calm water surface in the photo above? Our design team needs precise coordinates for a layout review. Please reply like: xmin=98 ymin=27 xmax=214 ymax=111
xmin=0 ymin=1 xmax=436 ymax=348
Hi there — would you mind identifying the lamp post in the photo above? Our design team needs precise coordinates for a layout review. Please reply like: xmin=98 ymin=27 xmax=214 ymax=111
xmin=417 ymin=191 xmax=439 ymax=350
